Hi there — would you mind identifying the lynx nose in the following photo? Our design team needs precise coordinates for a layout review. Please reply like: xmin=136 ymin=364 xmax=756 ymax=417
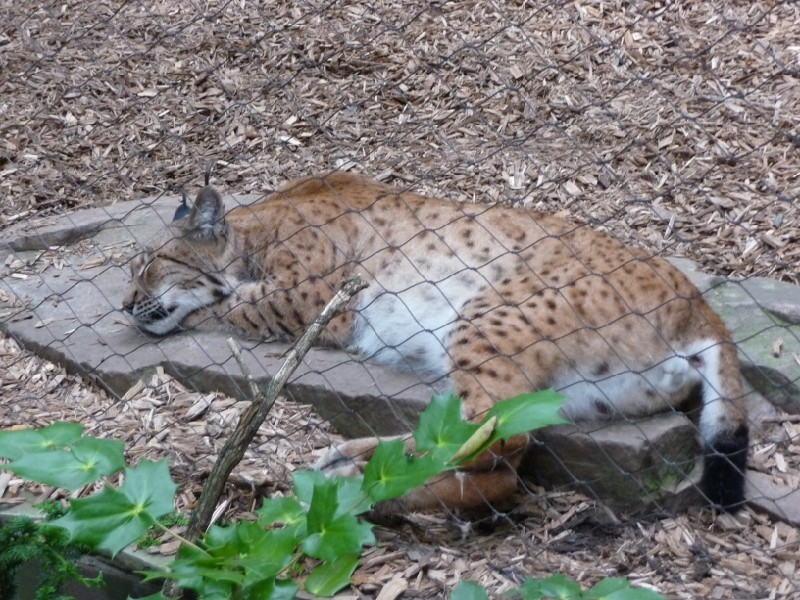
xmin=121 ymin=290 xmax=136 ymax=314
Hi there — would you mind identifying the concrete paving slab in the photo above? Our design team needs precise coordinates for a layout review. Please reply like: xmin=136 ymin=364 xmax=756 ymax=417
xmin=669 ymin=258 xmax=800 ymax=414
xmin=745 ymin=470 xmax=800 ymax=527
xmin=0 ymin=196 xmax=437 ymax=438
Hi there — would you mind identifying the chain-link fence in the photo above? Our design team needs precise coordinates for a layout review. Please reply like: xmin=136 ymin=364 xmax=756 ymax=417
xmin=1 ymin=1 xmax=799 ymax=598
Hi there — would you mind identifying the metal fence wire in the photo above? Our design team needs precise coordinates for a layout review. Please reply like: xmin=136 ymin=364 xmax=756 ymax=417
xmin=1 ymin=1 xmax=799 ymax=598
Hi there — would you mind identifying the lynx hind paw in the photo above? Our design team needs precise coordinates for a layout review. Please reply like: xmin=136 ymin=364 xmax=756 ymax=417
xmin=314 ymin=438 xmax=382 ymax=477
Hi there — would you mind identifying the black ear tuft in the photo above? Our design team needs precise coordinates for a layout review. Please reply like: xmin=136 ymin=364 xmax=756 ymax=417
xmin=185 ymin=185 xmax=225 ymax=237
xmin=173 ymin=187 xmax=192 ymax=222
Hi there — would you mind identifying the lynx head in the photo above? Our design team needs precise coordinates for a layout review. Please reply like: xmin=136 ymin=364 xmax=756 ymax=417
xmin=122 ymin=184 xmax=237 ymax=335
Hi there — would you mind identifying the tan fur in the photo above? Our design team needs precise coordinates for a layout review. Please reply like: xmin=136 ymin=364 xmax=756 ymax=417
xmin=123 ymin=172 xmax=749 ymax=513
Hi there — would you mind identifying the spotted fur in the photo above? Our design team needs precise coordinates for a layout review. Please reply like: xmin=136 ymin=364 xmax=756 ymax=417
xmin=123 ymin=172 xmax=748 ymax=513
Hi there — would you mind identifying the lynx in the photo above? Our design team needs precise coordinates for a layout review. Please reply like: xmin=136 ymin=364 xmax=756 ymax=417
xmin=122 ymin=172 xmax=748 ymax=513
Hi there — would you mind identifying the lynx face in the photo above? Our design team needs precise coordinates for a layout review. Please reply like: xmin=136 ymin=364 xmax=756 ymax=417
xmin=122 ymin=252 xmax=232 ymax=335
xmin=123 ymin=172 xmax=749 ymax=514
xmin=122 ymin=187 xmax=239 ymax=336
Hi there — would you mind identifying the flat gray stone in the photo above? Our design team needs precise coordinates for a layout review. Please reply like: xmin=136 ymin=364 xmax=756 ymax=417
xmin=745 ymin=470 xmax=800 ymax=527
xmin=669 ymin=258 xmax=800 ymax=414
xmin=521 ymin=413 xmax=698 ymax=511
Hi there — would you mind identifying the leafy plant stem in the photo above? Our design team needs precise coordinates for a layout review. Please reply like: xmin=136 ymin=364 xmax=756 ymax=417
xmin=151 ymin=521 xmax=209 ymax=557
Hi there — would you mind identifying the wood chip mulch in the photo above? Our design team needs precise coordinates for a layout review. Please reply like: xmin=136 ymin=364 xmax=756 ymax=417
xmin=1 ymin=332 xmax=799 ymax=599
xmin=1 ymin=0 xmax=798 ymax=283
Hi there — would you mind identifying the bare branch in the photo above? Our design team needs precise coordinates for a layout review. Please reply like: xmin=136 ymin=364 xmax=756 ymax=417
xmin=185 ymin=274 xmax=368 ymax=542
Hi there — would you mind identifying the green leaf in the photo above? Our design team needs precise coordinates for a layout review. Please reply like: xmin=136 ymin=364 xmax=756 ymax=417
xmin=301 ymin=513 xmax=374 ymax=561
xmin=257 ymin=496 xmax=305 ymax=527
xmin=292 ymin=470 xmax=372 ymax=517
xmin=245 ymin=578 xmax=300 ymax=600
xmin=7 ymin=437 xmax=125 ymax=490
xmin=304 ymin=552 xmax=360 ymax=596
xmin=305 ymin=477 xmax=338 ymax=532
xmin=414 ymin=392 xmax=479 ymax=462
xmin=0 ymin=422 xmax=84 ymax=459
xmin=203 ymin=523 xmax=244 ymax=557
xmin=451 ymin=581 xmax=491 ymax=600
xmin=164 ymin=551 xmax=241 ymax=597
xmin=587 ymin=577 xmax=666 ymax=600
xmin=293 ymin=469 xmax=328 ymax=506
xmin=300 ymin=479 xmax=374 ymax=560
xmin=230 ymin=523 xmax=299 ymax=582
xmin=330 ymin=473 xmax=372 ymax=516
xmin=51 ymin=460 xmax=177 ymax=555
xmin=486 ymin=390 xmax=569 ymax=441
xmin=128 ymin=593 xmax=171 ymax=600
xmin=119 ymin=459 xmax=177 ymax=521
xmin=51 ymin=486 xmax=154 ymax=556
xmin=447 ymin=416 xmax=497 ymax=465
xmin=164 ymin=557 xmax=237 ymax=598
xmin=362 ymin=439 xmax=444 ymax=503
xmin=518 ymin=574 xmax=584 ymax=599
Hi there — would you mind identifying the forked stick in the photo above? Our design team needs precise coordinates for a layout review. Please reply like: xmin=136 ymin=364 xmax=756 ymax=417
xmin=184 ymin=275 xmax=368 ymax=542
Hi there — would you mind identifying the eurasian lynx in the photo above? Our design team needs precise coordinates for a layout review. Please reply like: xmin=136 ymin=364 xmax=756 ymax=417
xmin=123 ymin=173 xmax=748 ymax=513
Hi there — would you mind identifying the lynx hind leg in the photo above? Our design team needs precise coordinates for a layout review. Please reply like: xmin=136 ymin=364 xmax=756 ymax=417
xmin=382 ymin=314 xmax=550 ymax=513
xmin=313 ymin=431 xmax=523 ymax=515
xmin=689 ymin=340 xmax=749 ymax=510
xmin=315 ymin=435 xmax=407 ymax=477
xmin=315 ymin=319 xmax=536 ymax=514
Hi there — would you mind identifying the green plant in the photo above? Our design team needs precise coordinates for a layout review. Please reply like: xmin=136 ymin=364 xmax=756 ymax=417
xmin=453 ymin=575 xmax=666 ymax=599
xmin=0 ymin=515 xmax=103 ymax=600
xmin=138 ymin=513 xmax=190 ymax=550
xmin=35 ymin=498 xmax=69 ymax=520
xmin=0 ymin=390 xmax=579 ymax=599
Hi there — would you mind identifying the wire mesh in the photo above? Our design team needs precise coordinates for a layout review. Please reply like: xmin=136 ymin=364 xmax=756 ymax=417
xmin=1 ymin=1 xmax=799 ymax=598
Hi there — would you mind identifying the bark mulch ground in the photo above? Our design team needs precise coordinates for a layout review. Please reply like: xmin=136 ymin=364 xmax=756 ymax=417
xmin=1 ymin=333 xmax=798 ymax=599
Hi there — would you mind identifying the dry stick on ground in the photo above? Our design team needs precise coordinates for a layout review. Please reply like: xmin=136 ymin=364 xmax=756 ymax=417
xmin=184 ymin=274 xmax=369 ymax=543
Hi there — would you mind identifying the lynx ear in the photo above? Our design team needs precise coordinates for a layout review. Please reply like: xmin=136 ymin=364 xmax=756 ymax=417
xmin=184 ymin=185 xmax=225 ymax=238
xmin=172 ymin=187 xmax=193 ymax=222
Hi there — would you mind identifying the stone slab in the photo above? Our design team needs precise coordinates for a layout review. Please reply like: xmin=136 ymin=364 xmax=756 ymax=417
xmin=669 ymin=258 xmax=800 ymax=414
xmin=521 ymin=413 xmax=698 ymax=511
xmin=745 ymin=470 xmax=800 ymax=527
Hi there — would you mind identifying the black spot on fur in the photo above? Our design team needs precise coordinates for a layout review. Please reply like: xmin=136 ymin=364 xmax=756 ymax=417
xmin=593 ymin=362 xmax=610 ymax=377
xmin=242 ymin=311 xmax=261 ymax=330
xmin=594 ymin=399 xmax=611 ymax=415
xmin=206 ymin=274 xmax=224 ymax=287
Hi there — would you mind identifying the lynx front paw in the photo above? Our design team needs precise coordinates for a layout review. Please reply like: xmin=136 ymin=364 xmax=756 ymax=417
xmin=181 ymin=306 xmax=221 ymax=330
xmin=315 ymin=435 xmax=411 ymax=477
xmin=314 ymin=437 xmax=383 ymax=477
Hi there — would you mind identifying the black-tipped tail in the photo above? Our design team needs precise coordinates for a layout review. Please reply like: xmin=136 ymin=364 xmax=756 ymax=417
xmin=699 ymin=424 xmax=749 ymax=511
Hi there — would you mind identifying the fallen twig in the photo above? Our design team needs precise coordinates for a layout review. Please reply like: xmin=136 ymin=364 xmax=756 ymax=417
xmin=761 ymin=414 xmax=800 ymax=424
